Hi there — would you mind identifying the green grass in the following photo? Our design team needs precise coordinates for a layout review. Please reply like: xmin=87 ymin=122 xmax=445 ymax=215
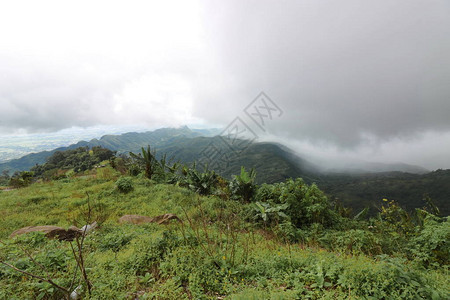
xmin=0 ymin=171 xmax=449 ymax=299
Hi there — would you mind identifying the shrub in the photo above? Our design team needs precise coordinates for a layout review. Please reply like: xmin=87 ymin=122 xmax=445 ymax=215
xmin=9 ymin=171 xmax=34 ymax=188
xmin=229 ymin=167 xmax=257 ymax=202
xmin=409 ymin=216 xmax=449 ymax=267
xmin=115 ymin=177 xmax=134 ymax=193
xmin=183 ymin=167 xmax=218 ymax=196
xmin=318 ymin=229 xmax=382 ymax=255
xmin=255 ymin=178 xmax=340 ymax=228
xmin=249 ymin=201 xmax=289 ymax=227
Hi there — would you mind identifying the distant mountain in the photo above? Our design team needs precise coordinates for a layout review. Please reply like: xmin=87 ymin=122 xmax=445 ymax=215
xmin=324 ymin=161 xmax=429 ymax=174
xmin=1 ymin=126 xmax=449 ymax=215
xmin=0 ymin=127 xmax=320 ymax=181
xmin=0 ymin=125 xmax=150 ymax=163
xmin=190 ymin=128 xmax=222 ymax=137
xmin=155 ymin=136 xmax=320 ymax=183
xmin=0 ymin=126 xmax=200 ymax=174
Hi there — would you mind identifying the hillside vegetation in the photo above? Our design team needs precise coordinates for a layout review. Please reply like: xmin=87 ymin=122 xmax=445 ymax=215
xmin=316 ymin=170 xmax=450 ymax=217
xmin=0 ymin=147 xmax=448 ymax=299
xmin=2 ymin=127 xmax=450 ymax=216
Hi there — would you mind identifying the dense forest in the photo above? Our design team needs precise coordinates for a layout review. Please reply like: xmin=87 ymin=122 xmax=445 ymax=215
xmin=315 ymin=170 xmax=450 ymax=216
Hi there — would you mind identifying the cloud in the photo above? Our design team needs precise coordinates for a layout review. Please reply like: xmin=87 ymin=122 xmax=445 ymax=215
xmin=194 ymin=0 xmax=450 ymax=146
xmin=0 ymin=0 xmax=449 ymax=169
xmin=0 ymin=0 xmax=205 ymax=133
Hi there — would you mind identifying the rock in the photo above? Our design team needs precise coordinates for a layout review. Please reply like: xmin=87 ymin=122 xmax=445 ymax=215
xmin=80 ymin=221 xmax=98 ymax=234
xmin=10 ymin=225 xmax=82 ymax=241
xmin=70 ymin=285 xmax=82 ymax=299
xmin=10 ymin=226 xmax=61 ymax=237
xmin=118 ymin=215 xmax=154 ymax=224
xmin=118 ymin=213 xmax=181 ymax=225
xmin=152 ymin=213 xmax=182 ymax=225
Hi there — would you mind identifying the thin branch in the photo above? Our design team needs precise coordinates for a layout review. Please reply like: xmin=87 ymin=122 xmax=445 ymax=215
xmin=77 ymin=235 xmax=92 ymax=295
xmin=69 ymin=242 xmax=81 ymax=292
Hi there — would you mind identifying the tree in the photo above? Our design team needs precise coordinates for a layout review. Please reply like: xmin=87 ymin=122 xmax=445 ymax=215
xmin=0 ymin=169 xmax=10 ymax=186
xmin=9 ymin=171 xmax=34 ymax=188
xmin=92 ymin=146 xmax=115 ymax=162
xmin=129 ymin=146 xmax=157 ymax=179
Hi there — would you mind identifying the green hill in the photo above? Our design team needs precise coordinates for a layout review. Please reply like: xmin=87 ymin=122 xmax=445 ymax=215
xmin=0 ymin=127 xmax=319 ymax=184
xmin=0 ymin=165 xmax=448 ymax=299
xmin=0 ymin=127 xmax=201 ymax=174
xmin=1 ymin=126 xmax=449 ymax=215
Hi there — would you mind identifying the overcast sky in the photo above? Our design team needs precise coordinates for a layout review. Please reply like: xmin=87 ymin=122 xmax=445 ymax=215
xmin=0 ymin=0 xmax=449 ymax=169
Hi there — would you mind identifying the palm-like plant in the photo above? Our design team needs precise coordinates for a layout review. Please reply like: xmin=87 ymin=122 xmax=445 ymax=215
xmin=129 ymin=145 xmax=157 ymax=179
xmin=183 ymin=164 xmax=218 ymax=195
xmin=229 ymin=166 xmax=257 ymax=202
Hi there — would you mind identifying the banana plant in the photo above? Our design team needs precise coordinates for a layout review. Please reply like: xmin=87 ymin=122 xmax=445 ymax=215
xmin=252 ymin=201 xmax=289 ymax=225
xmin=229 ymin=166 xmax=257 ymax=202
xmin=184 ymin=164 xmax=218 ymax=195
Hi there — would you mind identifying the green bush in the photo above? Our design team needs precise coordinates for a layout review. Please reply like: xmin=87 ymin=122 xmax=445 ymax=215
xmin=255 ymin=178 xmax=340 ymax=228
xmin=182 ymin=166 xmax=218 ymax=196
xmin=409 ymin=216 xmax=449 ymax=267
xmin=115 ymin=176 xmax=134 ymax=193
xmin=9 ymin=171 xmax=34 ymax=188
xmin=229 ymin=167 xmax=257 ymax=202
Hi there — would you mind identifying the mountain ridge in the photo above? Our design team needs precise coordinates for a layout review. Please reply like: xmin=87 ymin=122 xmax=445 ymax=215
xmin=1 ymin=127 xmax=449 ymax=215
xmin=0 ymin=126 xmax=429 ymax=176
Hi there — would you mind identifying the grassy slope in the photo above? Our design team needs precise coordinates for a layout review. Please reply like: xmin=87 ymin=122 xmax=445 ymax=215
xmin=0 ymin=170 xmax=449 ymax=299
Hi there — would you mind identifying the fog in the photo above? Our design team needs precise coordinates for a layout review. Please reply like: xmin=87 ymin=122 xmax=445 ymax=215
xmin=1 ymin=0 xmax=449 ymax=169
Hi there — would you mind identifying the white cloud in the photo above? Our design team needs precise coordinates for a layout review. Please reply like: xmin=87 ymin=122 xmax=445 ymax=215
xmin=109 ymin=73 xmax=200 ymax=127
xmin=1 ymin=0 xmax=450 ymax=169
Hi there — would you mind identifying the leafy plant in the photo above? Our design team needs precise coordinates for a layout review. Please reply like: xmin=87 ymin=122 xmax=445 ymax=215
xmin=409 ymin=215 xmax=449 ymax=266
xmin=229 ymin=167 xmax=257 ymax=202
xmin=98 ymin=231 xmax=134 ymax=254
xmin=115 ymin=176 xmax=134 ymax=193
xmin=129 ymin=146 xmax=157 ymax=179
xmin=251 ymin=201 xmax=289 ymax=226
xmin=255 ymin=178 xmax=340 ymax=228
xmin=182 ymin=164 xmax=218 ymax=195
xmin=9 ymin=171 xmax=34 ymax=188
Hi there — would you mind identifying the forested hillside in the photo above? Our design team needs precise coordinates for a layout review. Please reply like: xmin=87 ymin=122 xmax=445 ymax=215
xmin=316 ymin=169 xmax=450 ymax=216
xmin=0 ymin=128 xmax=320 ymax=185
xmin=1 ymin=127 xmax=450 ymax=215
